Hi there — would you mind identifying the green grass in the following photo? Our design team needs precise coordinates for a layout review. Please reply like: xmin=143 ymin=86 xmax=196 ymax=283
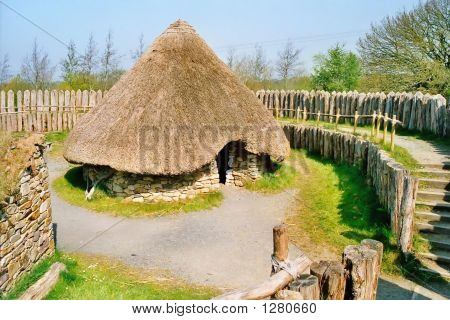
xmin=286 ymin=149 xmax=441 ymax=281
xmin=45 ymin=131 xmax=69 ymax=157
xmin=2 ymin=252 xmax=219 ymax=300
xmin=244 ymin=162 xmax=298 ymax=193
xmin=376 ymin=142 xmax=421 ymax=171
xmin=53 ymin=166 xmax=224 ymax=217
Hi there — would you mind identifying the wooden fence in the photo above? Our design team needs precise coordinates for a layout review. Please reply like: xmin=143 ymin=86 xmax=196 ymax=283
xmin=0 ymin=89 xmax=104 ymax=132
xmin=215 ymin=224 xmax=383 ymax=300
xmin=257 ymin=90 xmax=448 ymax=136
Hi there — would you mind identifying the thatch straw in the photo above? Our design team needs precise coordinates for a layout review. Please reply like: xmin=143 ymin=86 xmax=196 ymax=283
xmin=64 ymin=20 xmax=289 ymax=175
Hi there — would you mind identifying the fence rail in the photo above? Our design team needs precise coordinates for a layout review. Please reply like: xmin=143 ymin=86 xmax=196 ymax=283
xmin=258 ymin=89 xmax=448 ymax=136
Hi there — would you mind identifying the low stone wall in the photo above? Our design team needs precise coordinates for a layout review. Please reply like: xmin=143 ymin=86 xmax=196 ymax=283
xmin=0 ymin=136 xmax=54 ymax=294
xmin=282 ymin=124 xmax=418 ymax=253
xmin=102 ymin=162 xmax=221 ymax=203
xmin=100 ymin=142 xmax=266 ymax=203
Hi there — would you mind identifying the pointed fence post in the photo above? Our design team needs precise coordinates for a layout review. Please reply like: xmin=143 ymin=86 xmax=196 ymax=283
xmin=371 ymin=111 xmax=376 ymax=137
xmin=390 ymin=115 xmax=397 ymax=151
xmin=353 ymin=111 xmax=359 ymax=135
xmin=383 ymin=112 xmax=388 ymax=145
xmin=303 ymin=107 xmax=307 ymax=122
xmin=296 ymin=105 xmax=300 ymax=123
xmin=317 ymin=111 xmax=321 ymax=125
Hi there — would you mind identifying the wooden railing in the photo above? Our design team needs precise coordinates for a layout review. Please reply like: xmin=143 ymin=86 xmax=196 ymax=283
xmin=270 ymin=106 xmax=402 ymax=151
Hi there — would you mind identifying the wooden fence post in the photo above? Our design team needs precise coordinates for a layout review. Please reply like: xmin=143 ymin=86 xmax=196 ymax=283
xmin=296 ymin=105 xmax=300 ymax=123
xmin=273 ymin=224 xmax=288 ymax=262
xmin=360 ymin=239 xmax=383 ymax=300
xmin=317 ymin=111 xmax=321 ymax=125
xmin=288 ymin=274 xmax=320 ymax=300
xmin=303 ymin=107 xmax=307 ymax=122
xmin=383 ymin=112 xmax=388 ymax=145
xmin=335 ymin=108 xmax=340 ymax=131
xmin=376 ymin=111 xmax=382 ymax=142
xmin=310 ymin=260 xmax=346 ymax=300
xmin=390 ymin=115 xmax=396 ymax=151
xmin=353 ymin=110 xmax=359 ymax=134
xmin=371 ymin=111 xmax=376 ymax=137
xmin=343 ymin=245 xmax=378 ymax=300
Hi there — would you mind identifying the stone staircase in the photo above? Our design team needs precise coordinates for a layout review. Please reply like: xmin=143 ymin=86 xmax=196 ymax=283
xmin=415 ymin=162 xmax=450 ymax=278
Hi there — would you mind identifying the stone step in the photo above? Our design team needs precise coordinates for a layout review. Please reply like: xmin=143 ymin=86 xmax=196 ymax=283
xmin=415 ymin=169 xmax=450 ymax=180
xmin=416 ymin=210 xmax=450 ymax=223
xmin=420 ymin=233 xmax=450 ymax=251
xmin=418 ymin=178 xmax=450 ymax=191
xmin=416 ymin=221 xmax=450 ymax=235
xmin=418 ymin=259 xmax=450 ymax=279
xmin=418 ymin=250 xmax=450 ymax=265
xmin=421 ymin=163 xmax=450 ymax=170
xmin=416 ymin=200 xmax=450 ymax=211
xmin=417 ymin=190 xmax=450 ymax=202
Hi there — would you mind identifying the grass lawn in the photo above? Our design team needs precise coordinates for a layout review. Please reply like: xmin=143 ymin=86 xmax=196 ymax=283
xmin=286 ymin=149 xmax=437 ymax=281
xmin=2 ymin=252 xmax=219 ymax=300
xmin=53 ymin=166 xmax=224 ymax=217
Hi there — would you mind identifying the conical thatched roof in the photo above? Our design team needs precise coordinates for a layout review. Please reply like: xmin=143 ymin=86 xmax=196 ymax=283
xmin=64 ymin=20 xmax=289 ymax=175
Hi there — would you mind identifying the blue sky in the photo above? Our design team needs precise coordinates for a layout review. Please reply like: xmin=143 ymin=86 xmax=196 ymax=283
xmin=0 ymin=0 xmax=420 ymax=78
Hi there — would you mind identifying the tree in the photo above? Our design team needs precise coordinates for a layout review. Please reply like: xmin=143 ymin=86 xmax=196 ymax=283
xmin=100 ymin=30 xmax=120 ymax=89
xmin=131 ymin=33 xmax=145 ymax=61
xmin=311 ymin=44 xmax=361 ymax=91
xmin=21 ymin=39 xmax=54 ymax=88
xmin=80 ymin=34 xmax=98 ymax=76
xmin=0 ymin=54 xmax=11 ymax=84
xmin=226 ymin=47 xmax=236 ymax=69
xmin=357 ymin=0 xmax=449 ymax=94
xmin=61 ymin=40 xmax=80 ymax=83
xmin=276 ymin=40 xmax=301 ymax=87
xmin=249 ymin=44 xmax=272 ymax=82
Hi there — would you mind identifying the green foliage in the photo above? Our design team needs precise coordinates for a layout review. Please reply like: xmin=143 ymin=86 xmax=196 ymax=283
xmin=52 ymin=166 xmax=224 ymax=218
xmin=311 ymin=44 xmax=361 ymax=91
xmin=2 ymin=252 xmax=218 ymax=300
xmin=357 ymin=0 xmax=449 ymax=95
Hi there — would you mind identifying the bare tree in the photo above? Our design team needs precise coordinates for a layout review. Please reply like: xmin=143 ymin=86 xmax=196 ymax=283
xmin=250 ymin=44 xmax=272 ymax=82
xmin=131 ymin=33 xmax=145 ymax=61
xmin=226 ymin=47 xmax=236 ymax=69
xmin=0 ymin=54 xmax=11 ymax=84
xmin=21 ymin=39 xmax=54 ymax=88
xmin=276 ymin=40 xmax=301 ymax=87
xmin=61 ymin=40 xmax=79 ymax=81
xmin=80 ymin=34 xmax=98 ymax=76
xmin=100 ymin=30 xmax=120 ymax=89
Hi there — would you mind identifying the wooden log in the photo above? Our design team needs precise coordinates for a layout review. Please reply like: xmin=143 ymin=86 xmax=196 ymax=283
xmin=288 ymin=274 xmax=320 ymax=300
xmin=399 ymin=176 xmax=418 ymax=253
xmin=274 ymin=289 xmax=304 ymax=300
xmin=214 ymin=253 xmax=311 ymax=300
xmin=360 ymin=239 xmax=383 ymax=299
xmin=310 ymin=260 xmax=346 ymax=300
xmin=19 ymin=263 xmax=66 ymax=300
xmin=343 ymin=245 xmax=378 ymax=300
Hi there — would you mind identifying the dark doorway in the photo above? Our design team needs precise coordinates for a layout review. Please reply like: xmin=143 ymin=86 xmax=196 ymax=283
xmin=217 ymin=145 xmax=229 ymax=184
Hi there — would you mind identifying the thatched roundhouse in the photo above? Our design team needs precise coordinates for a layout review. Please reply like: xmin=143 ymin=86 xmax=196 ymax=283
xmin=64 ymin=20 xmax=289 ymax=203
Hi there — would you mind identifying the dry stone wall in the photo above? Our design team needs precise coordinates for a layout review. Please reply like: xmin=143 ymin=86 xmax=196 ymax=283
xmin=282 ymin=124 xmax=418 ymax=253
xmin=258 ymin=90 xmax=448 ymax=136
xmin=225 ymin=142 xmax=265 ymax=187
xmin=0 ymin=137 xmax=54 ymax=294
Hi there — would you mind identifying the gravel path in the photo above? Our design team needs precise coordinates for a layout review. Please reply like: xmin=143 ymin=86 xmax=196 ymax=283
xmin=49 ymin=158 xmax=299 ymax=289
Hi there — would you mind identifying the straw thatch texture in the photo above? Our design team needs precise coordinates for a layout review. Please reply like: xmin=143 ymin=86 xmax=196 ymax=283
xmin=64 ymin=20 xmax=289 ymax=175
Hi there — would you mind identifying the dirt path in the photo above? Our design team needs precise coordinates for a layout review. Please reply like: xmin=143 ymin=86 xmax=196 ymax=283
xmin=48 ymin=158 xmax=299 ymax=290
